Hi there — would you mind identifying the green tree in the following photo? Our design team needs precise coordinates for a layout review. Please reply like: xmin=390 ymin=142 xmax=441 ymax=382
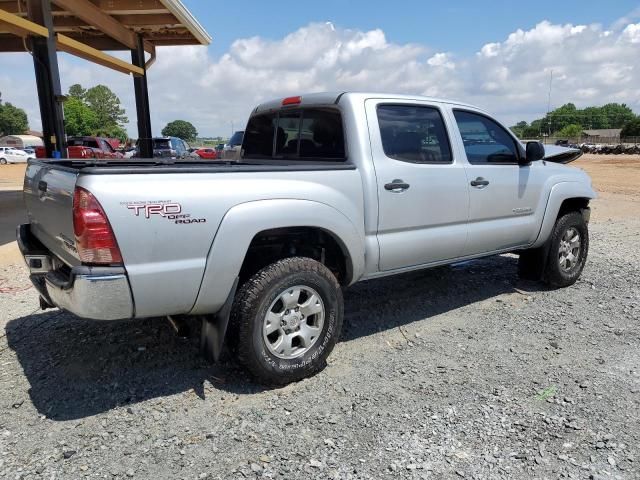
xmin=621 ymin=117 xmax=640 ymax=137
xmin=161 ymin=120 xmax=198 ymax=141
xmin=599 ymin=103 xmax=636 ymax=129
xmin=63 ymin=84 xmax=128 ymax=141
xmin=63 ymin=97 xmax=98 ymax=136
xmin=94 ymin=124 xmax=128 ymax=143
xmin=510 ymin=121 xmax=529 ymax=138
xmin=68 ymin=84 xmax=86 ymax=101
xmin=0 ymin=93 xmax=29 ymax=135
xmin=84 ymin=85 xmax=128 ymax=127
xmin=557 ymin=124 xmax=583 ymax=138
xmin=542 ymin=103 xmax=578 ymax=133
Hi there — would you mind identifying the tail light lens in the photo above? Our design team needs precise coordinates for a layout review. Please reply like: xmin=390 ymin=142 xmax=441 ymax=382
xmin=73 ymin=187 xmax=123 ymax=264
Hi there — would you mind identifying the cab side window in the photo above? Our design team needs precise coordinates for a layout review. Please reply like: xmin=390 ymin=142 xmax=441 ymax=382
xmin=453 ymin=110 xmax=520 ymax=164
xmin=377 ymin=105 xmax=452 ymax=164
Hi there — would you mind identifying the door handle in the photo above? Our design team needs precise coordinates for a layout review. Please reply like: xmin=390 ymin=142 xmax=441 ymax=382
xmin=384 ymin=179 xmax=410 ymax=192
xmin=470 ymin=177 xmax=489 ymax=188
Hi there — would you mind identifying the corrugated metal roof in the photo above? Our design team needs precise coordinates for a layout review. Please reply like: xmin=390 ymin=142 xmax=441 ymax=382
xmin=582 ymin=129 xmax=622 ymax=137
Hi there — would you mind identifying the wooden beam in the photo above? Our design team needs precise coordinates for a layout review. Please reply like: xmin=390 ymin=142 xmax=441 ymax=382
xmin=51 ymin=0 xmax=137 ymax=49
xmin=0 ymin=7 xmax=48 ymax=37
xmin=0 ymin=1 xmax=168 ymax=15
xmin=0 ymin=32 xmax=124 ymax=51
xmin=52 ymin=13 xmax=179 ymax=28
xmin=56 ymin=33 xmax=144 ymax=76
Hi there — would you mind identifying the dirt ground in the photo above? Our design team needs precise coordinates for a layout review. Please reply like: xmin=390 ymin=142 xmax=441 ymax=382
xmin=572 ymin=154 xmax=640 ymax=220
xmin=0 ymin=156 xmax=638 ymax=479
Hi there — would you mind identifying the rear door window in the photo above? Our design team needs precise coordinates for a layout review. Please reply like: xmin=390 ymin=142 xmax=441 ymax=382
xmin=377 ymin=105 xmax=452 ymax=164
xmin=243 ymin=108 xmax=345 ymax=161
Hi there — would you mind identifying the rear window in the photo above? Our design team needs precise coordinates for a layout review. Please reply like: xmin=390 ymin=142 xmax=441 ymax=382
xmin=243 ymin=108 xmax=345 ymax=161
xmin=153 ymin=139 xmax=171 ymax=150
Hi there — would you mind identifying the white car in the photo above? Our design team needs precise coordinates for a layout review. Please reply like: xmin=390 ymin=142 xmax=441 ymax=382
xmin=0 ymin=147 xmax=34 ymax=164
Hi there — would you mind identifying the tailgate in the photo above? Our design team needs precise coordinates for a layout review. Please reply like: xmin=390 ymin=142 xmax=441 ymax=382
xmin=67 ymin=146 xmax=91 ymax=159
xmin=23 ymin=161 xmax=80 ymax=266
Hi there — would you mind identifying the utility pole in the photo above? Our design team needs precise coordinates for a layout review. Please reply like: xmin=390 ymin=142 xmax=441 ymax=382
xmin=546 ymin=70 xmax=553 ymax=142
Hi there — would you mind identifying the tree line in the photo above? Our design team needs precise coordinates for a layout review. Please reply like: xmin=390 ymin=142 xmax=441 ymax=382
xmin=510 ymin=103 xmax=640 ymax=139
xmin=0 ymin=92 xmax=29 ymax=136
xmin=1 ymin=85 xmax=200 ymax=144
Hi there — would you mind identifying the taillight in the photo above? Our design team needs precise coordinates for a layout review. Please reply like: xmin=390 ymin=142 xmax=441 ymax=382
xmin=73 ymin=187 xmax=123 ymax=264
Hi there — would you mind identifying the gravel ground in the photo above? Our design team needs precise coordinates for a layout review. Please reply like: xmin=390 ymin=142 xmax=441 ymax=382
xmin=0 ymin=214 xmax=638 ymax=479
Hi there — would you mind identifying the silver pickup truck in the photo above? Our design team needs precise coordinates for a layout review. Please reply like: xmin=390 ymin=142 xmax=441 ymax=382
xmin=18 ymin=92 xmax=595 ymax=385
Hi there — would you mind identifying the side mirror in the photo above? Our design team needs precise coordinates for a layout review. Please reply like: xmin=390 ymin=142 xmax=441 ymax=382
xmin=523 ymin=141 xmax=545 ymax=165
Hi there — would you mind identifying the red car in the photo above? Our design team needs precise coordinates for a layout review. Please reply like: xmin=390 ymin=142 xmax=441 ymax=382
xmin=195 ymin=148 xmax=218 ymax=159
xmin=35 ymin=136 xmax=123 ymax=159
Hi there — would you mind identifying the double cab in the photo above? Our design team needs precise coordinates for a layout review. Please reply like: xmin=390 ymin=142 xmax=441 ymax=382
xmin=19 ymin=92 xmax=595 ymax=385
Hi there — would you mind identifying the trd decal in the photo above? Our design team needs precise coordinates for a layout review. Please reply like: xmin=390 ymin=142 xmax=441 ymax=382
xmin=126 ymin=202 xmax=182 ymax=218
xmin=121 ymin=200 xmax=206 ymax=224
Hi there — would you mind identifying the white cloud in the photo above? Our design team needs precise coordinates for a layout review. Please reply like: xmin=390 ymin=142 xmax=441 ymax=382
xmin=1 ymin=18 xmax=640 ymax=137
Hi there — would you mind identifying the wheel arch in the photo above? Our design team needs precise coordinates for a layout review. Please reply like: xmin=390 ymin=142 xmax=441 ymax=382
xmin=531 ymin=181 xmax=596 ymax=249
xmin=239 ymin=225 xmax=354 ymax=287
xmin=189 ymin=199 xmax=365 ymax=315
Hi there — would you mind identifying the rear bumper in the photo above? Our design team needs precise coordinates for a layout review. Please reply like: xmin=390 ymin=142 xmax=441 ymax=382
xmin=17 ymin=224 xmax=134 ymax=320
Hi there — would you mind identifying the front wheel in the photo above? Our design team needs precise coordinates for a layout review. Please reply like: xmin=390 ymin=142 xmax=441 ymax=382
xmin=232 ymin=257 xmax=343 ymax=386
xmin=544 ymin=211 xmax=589 ymax=287
xmin=0 ymin=158 xmax=6 ymax=165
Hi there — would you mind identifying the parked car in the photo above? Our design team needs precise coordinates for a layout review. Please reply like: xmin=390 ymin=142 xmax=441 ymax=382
xmin=195 ymin=147 xmax=218 ymax=159
xmin=0 ymin=146 xmax=33 ymax=164
xmin=18 ymin=92 xmax=594 ymax=386
xmin=34 ymin=136 xmax=123 ymax=159
xmin=136 ymin=137 xmax=198 ymax=160
xmin=22 ymin=147 xmax=35 ymax=156
xmin=221 ymin=130 xmax=244 ymax=160
xmin=123 ymin=147 xmax=137 ymax=159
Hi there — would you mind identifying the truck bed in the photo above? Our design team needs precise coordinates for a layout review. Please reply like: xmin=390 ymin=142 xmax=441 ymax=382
xmin=23 ymin=157 xmax=365 ymax=318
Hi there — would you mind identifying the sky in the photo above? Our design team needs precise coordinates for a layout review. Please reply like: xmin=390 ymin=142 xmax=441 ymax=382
xmin=1 ymin=0 xmax=639 ymax=138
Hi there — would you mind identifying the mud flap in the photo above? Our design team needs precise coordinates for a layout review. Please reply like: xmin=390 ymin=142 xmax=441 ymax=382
xmin=518 ymin=242 xmax=552 ymax=281
xmin=200 ymin=277 xmax=239 ymax=362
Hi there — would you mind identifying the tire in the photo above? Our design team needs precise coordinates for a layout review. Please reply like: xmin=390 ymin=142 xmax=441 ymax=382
xmin=0 ymin=158 xmax=6 ymax=165
xmin=232 ymin=257 xmax=343 ymax=386
xmin=543 ymin=211 xmax=589 ymax=287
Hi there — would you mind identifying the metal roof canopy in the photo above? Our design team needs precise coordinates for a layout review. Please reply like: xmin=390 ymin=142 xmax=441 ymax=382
xmin=0 ymin=0 xmax=211 ymax=158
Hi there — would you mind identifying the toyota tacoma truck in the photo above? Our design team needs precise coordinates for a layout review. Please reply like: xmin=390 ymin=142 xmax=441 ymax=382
xmin=18 ymin=92 xmax=595 ymax=385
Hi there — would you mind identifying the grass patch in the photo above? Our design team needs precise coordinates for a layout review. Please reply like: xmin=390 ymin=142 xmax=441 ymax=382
xmin=535 ymin=385 xmax=557 ymax=401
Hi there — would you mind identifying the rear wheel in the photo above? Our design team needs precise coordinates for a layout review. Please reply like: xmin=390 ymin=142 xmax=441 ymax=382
xmin=232 ymin=257 xmax=343 ymax=385
xmin=543 ymin=211 xmax=589 ymax=287
xmin=0 ymin=158 xmax=6 ymax=165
